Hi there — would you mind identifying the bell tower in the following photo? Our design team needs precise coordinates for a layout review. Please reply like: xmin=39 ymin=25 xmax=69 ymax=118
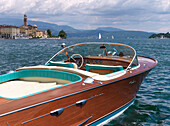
xmin=24 ymin=14 xmax=27 ymax=26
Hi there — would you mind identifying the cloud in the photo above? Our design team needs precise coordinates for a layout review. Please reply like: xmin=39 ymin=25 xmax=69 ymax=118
xmin=0 ymin=0 xmax=170 ymax=32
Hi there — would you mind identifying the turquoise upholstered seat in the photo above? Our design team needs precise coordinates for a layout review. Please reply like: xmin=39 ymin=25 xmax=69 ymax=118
xmin=0 ymin=69 xmax=81 ymax=99
xmin=46 ymin=61 xmax=78 ymax=69
xmin=85 ymin=64 xmax=124 ymax=72
xmin=0 ymin=69 xmax=81 ymax=83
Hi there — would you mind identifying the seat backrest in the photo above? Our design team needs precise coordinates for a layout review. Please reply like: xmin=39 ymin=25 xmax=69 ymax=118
xmin=16 ymin=66 xmax=99 ymax=78
xmin=85 ymin=64 xmax=124 ymax=72
xmin=46 ymin=61 xmax=78 ymax=69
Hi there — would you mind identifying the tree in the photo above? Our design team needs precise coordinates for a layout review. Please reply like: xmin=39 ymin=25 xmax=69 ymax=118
xmin=47 ymin=29 xmax=52 ymax=37
xmin=149 ymin=32 xmax=170 ymax=38
xmin=58 ymin=30 xmax=67 ymax=39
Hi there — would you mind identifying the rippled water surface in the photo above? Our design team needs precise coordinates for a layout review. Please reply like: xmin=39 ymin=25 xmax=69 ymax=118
xmin=0 ymin=38 xmax=169 ymax=125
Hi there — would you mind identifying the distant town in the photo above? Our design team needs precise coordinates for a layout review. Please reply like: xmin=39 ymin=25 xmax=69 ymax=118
xmin=0 ymin=14 xmax=67 ymax=39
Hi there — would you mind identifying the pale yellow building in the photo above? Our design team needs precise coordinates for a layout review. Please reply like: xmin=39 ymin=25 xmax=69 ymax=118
xmin=0 ymin=25 xmax=20 ymax=39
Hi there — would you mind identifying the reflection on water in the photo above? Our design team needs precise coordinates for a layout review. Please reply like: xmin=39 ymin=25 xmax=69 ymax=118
xmin=0 ymin=38 xmax=169 ymax=125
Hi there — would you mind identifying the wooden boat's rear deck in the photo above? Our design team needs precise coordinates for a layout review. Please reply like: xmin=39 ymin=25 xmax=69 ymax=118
xmin=0 ymin=80 xmax=66 ymax=99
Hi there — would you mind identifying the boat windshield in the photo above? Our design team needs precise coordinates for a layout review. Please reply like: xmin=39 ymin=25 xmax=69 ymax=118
xmin=46 ymin=42 xmax=138 ymax=69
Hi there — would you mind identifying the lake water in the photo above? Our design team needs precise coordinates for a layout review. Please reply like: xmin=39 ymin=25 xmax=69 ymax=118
xmin=0 ymin=38 xmax=169 ymax=125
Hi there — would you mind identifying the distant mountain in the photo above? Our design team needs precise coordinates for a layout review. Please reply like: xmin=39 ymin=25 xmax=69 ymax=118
xmin=96 ymin=27 xmax=124 ymax=31
xmin=108 ymin=31 xmax=153 ymax=39
xmin=29 ymin=21 xmax=79 ymax=35
xmin=0 ymin=18 xmax=23 ymax=26
xmin=0 ymin=17 xmax=152 ymax=39
xmin=68 ymin=30 xmax=153 ymax=39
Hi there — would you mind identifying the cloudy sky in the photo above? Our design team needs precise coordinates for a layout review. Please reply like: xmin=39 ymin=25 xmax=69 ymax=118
xmin=0 ymin=0 xmax=170 ymax=32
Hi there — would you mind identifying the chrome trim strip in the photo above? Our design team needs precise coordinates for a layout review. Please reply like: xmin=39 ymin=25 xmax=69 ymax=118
xmin=0 ymin=68 xmax=152 ymax=117
xmin=7 ymin=122 xmax=10 ymax=126
xmin=126 ymin=47 xmax=137 ymax=71
xmin=78 ymin=116 xmax=93 ymax=126
xmin=21 ymin=113 xmax=50 ymax=125
xmin=21 ymin=93 xmax=103 ymax=124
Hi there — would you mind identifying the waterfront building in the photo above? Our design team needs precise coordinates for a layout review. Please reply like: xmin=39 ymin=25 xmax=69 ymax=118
xmin=19 ymin=14 xmax=47 ymax=38
xmin=0 ymin=25 xmax=20 ymax=39
xmin=0 ymin=14 xmax=47 ymax=39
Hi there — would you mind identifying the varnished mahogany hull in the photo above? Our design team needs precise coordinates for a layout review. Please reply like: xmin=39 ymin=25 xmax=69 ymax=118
xmin=0 ymin=69 xmax=150 ymax=126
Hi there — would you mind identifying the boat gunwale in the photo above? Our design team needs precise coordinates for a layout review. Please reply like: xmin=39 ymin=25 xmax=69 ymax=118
xmin=0 ymin=70 xmax=149 ymax=117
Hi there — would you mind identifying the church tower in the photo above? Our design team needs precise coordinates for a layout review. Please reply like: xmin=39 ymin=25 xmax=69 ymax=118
xmin=24 ymin=14 xmax=27 ymax=26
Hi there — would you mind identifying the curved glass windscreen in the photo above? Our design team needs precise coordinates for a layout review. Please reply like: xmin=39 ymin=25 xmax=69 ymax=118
xmin=46 ymin=42 xmax=138 ymax=68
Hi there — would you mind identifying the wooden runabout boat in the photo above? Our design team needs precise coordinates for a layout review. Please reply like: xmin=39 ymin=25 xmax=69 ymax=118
xmin=0 ymin=42 xmax=157 ymax=126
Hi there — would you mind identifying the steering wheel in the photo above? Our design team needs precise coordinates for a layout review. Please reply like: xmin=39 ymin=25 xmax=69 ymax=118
xmin=70 ymin=54 xmax=84 ymax=68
